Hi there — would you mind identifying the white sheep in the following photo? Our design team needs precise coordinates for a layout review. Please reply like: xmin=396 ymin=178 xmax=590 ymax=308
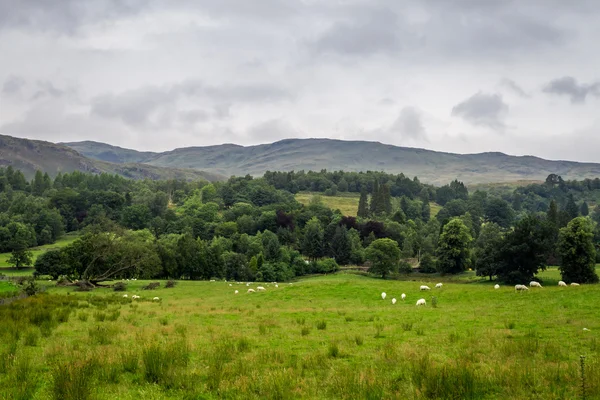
xmin=494 ymin=284 xmax=500 ymax=289
xmin=514 ymin=284 xmax=529 ymax=291
xmin=435 ymin=283 xmax=443 ymax=288
xmin=571 ymin=282 xmax=580 ymax=286
xmin=229 ymin=284 xmax=232 ymax=287
xmin=416 ymin=298 xmax=426 ymax=306
xmin=246 ymin=283 xmax=251 ymax=286
xmin=257 ymin=286 xmax=266 ymax=291
xmin=583 ymin=328 xmax=590 ymax=332
xmin=132 ymin=295 xmax=140 ymax=299
xmin=381 ymin=292 xmax=387 ymax=300
xmin=247 ymin=289 xmax=255 ymax=293
xmin=153 ymin=297 xmax=160 ymax=301
xmin=210 ymin=279 xmax=216 ymax=282
xmin=275 ymin=284 xmax=279 ymax=288
xmin=558 ymin=281 xmax=567 ymax=287
xmin=530 ymin=281 xmax=543 ymax=288
xmin=391 ymin=298 xmax=397 ymax=305
xmin=401 ymin=293 xmax=406 ymax=300
xmin=122 ymin=294 xmax=128 ymax=298
xmin=420 ymin=285 xmax=431 ymax=291
xmin=234 ymin=290 xmax=239 ymax=294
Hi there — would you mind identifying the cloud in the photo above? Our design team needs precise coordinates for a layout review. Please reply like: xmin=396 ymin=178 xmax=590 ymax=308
xmin=1 ymin=75 xmax=26 ymax=95
xmin=451 ymin=92 xmax=509 ymax=130
xmin=389 ymin=107 xmax=428 ymax=142
xmin=500 ymin=79 xmax=530 ymax=98
xmin=543 ymin=76 xmax=600 ymax=103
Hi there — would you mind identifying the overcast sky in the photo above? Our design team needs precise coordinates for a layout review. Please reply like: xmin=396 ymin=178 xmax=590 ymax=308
xmin=1 ymin=0 xmax=599 ymax=161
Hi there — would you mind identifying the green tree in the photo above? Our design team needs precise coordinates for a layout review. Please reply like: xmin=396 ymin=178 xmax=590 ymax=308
xmin=547 ymin=200 xmax=559 ymax=226
xmin=436 ymin=218 xmax=472 ymax=274
xmin=558 ymin=217 xmax=599 ymax=283
xmin=261 ymin=230 xmax=281 ymax=262
xmin=580 ymin=201 xmax=590 ymax=217
xmin=418 ymin=253 xmax=436 ymax=273
xmin=8 ymin=248 xmax=33 ymax=269
xmin=302 ymin=217 xmax=324 ymax=262
xmin=34 ymin=249 xmax=71 ymax=279
xmin=564 ymin=194 xmax=579 ymax=220
xmin=357 ymin=189 xmax=369 ymax=218
xmin=473 ymin=223 xmax=504 ymax=280
xmin=369 ymin=180 xmax=380 ymax=214
xmin=365 ymin=238 xmax=401 ymax=279
xmin=484 ymin=197 xmax=514 ymax=228
xmin=330 ymin=225 xmax=352 ymax=265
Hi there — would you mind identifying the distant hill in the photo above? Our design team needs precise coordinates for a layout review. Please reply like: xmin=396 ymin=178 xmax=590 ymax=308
xmin=0 ymin=135 xmax=223 ymax=182
xmin=63 ymin=138 xmax=600 ymax=185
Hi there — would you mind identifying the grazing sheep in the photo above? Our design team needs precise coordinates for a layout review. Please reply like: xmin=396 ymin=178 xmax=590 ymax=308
xmin=420 ymin=285 xmax=430 ymax=291
xmin=210 ymin=279 xmax=216 ymax=282
xmin=153 ymin=297 xmax=160 ymax=301
xmin=381 ymin=292 xmax=387 ymax=300
xmin=558 ymin=281 xmax=567 ymax=287
xmin=392 ymin=298 xmax=397 ymax=305
xmin=530 ymin=281 xmax=543 ymax=288
xmin=247 ymin=289 xmax=255 ymax=293
xmin=583 ymin=328 xmax=590 ymax=332
xmin=515 ymin=284 xmax=529 ymax=292
xmin=122 ymin=294 xmax=128 ymax=298
xmin=416 ymin=298 xmax=426 ymax=306
xmin=234 ymin=290 xmax=239 ymax=294
xmin=435 ymin=283 xmax=443 ymax=288
xmin=275 ymin=284 xmax=279 ymax=288
xmin=246 ymin=283 xmax=251 ymax=286
xmin=401 ymin=293 xmax=406 ymax=300
xmin=229 ymin=284 xmax=232 ymax=287
xmin=494 ymin=284 xmax=500 ymax=289
xmin=132 ymin=295 xmax=140 ymax=299
xmin=257 ymin=286 xmax=266 ymax=291
xmin=571 ymin=282 xmax=580 ymax=286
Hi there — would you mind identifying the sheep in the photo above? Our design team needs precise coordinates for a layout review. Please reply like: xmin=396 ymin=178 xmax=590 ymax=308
xmin=583 ymin=328 xmax=590 ymax=332
xmin=435 ymin=283 xmax=443 ymax=288
xmin=401 ymin=293 xmax=406 ymax=300
xmin=514 ymin=284 xmax=529 ymax=291
xmin=229 ymin=284 xmax=232 ymax=287
xmin=257 ymin=286 xmax=266 ymax=291
xmin=530 ymin=281 xmax=543 ymax=288
xmin=247 ymin=289 xmax=255 ymax=293
xmin=153 ymin=297 xmax=160 ymax=301
xmin=246 ymin=283 xmax=251 ymax=286
xmin=122 ymin=294 xmax=128 ymax=298
xmin=234 ymin=290 xmax=239 ymax=294
xmin=210 ymin=279 xmax=216 ymax=282
xmin=416 ymin=298 xmax=426 ymax=306
xmin=275 ymin=284 xmax=279 ymax=288
xmin=381 ymin=292 xmax=387 ymax=300
xmin=420 ymin=285 xmax=430 ymax=291
xmin=391 ymin=298 xmax=397 ymax=305
xmin=558 ymin=281 xmax=567 ymax=287
xmin=494 ymin=284 xmax=500 ymax=289
xmin=571 ymin=282 xmax=580 ymax=286
xmin=132 ymin=295 xmax=140 ymax=299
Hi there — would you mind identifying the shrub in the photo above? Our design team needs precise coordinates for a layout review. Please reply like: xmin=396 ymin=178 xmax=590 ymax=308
xmin=166 ymin=280 xmax=177 ymax=288
xmin=143 ymin=282 xmax=160 ymax=290
xmin=398 ymin=260 xmax=413 ymax=274
xmin=301 ymin=327 xmax=310 ymax=336
xmin=316 ymin=258 xmax=339 ymax=274
xmin=52 ymin=359 xmax=98 ymax=400
xmin=419 ymin=254 xmax=437 ymax=273
xmin=112 ymin=282 xmax=127 ymax=292
xmin=328 ymin=342 xmax=340 ymax=358
xmin=316 ymin=320 xmax=327 ymax=330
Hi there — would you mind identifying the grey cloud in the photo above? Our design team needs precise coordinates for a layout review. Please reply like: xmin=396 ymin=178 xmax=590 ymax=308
xmin=451 ymin=92 xmax=508 ymax=130
xmin=31 ymin=81 xmax=67 ymax=100
xmin=2 ymin=75 xmax=26 ymax=94
xmin=247 ymin=119 xmax=299 ymax=144
xmin=543 ymin=76 xmax=600 ymax=103
xmin=311 ymin=8 xmax=403 ymax=56
xmin=500 ymin=79 xmax=530 ymax=98
xmin=389 ymin=107 xmax=427 ymax=142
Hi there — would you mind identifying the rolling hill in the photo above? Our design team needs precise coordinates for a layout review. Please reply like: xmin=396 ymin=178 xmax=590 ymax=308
xmin=0 ymin=135 xmax=223 ymax=182
xmin=63 ymin=138 xmax=600 ymax=185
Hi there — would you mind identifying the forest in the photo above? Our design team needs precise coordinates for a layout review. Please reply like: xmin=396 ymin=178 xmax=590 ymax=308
xmin=1 ymin=166 xmax=599 ymax=286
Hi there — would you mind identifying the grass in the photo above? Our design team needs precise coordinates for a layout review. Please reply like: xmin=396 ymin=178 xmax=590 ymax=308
xmin=0 ymin=232 xmax=79 ymax=269
xmin=0 ymin=272 xmax=599 ymax=399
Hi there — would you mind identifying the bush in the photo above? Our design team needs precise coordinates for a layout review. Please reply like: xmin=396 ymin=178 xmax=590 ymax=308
xmin=419 ymin=254 xmax=437 ymax=274
xmin=166 ymin=280 xmax=177 ymax=288
xmin=143 ymin=282 xmax=160 ymax=290
xmin=316 ymin=258 xmax=339 ymax=274
xmin=113 ymin=282 xmax=127 ymax=292
xmin=398 ymin=260 xmax=413 ymax=274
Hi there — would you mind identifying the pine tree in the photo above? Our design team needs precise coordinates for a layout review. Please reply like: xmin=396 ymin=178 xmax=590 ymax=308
xmin=302 ymin=217 xmax=324 ymax=262
xmin=369 ymin=180 xmax=379 ymax=214
xmin=547 ymin=200 xmax=558 ymax=225
xmin=580 ymin=201 xmax=589 ymax=216
xmin=382 ymin=184 xmax=392 ymax=215
xmin=421 ymin=200 xmax=431 ymax=221
xmin=564 ymin=194 xmax=579 ymax=220
xmin=357 ymin=189 xmax=369 ymax=218
xmin=330 ymin=225 xmax=352 ymax=265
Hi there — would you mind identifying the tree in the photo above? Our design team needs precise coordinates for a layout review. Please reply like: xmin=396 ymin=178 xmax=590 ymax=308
xmin=496 ymin=215 xmax=552 ymax=283
xmin=261 ymin=230 xmax=281 ymax=262
xmin=330 ymin=225 xmax=352 ymax=265
xmin=365 ymin=238 xmax=401 ymax=279
xmin=564 ymin=194 xmax=579 ymax=220
xmin=484 ymin=197 xmax=514 ymax=228
xmin=547 ymin=200 xmax=559 ymax=226
xmin=8 ymin=248 xmax=33 ymax=269
xmin=302 ymin=217 xmax=324 ymax=262
xmin=34 ymin=249 xmax=71 ymax=279
xmin=357 ymin=189 xmax=369 ymax=218
xmin=580 ymin=201 xmax=590 ymax=217
xmin=369 ymin=180 xmax=379 ymax=214
xmin=473 ymin=223 xmax=504 ymax=280
xmin=419 ymin=253 xmax=436 ymax=273
xmin=436 ymin=218 xmax=472 ymax=274
xmin=557 ymin=217 xmax=599 ymax=283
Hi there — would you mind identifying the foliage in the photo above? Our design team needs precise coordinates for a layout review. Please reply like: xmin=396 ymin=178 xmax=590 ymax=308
xmin=558 ymin=217 xmax=599 ymax=283
xmin=436 ymin=218 xmax=472 ymax=274
xmin=365 ymin=238 xmax=401 ymax=279
xmin=473 ymin=223 xmax=504 ymax=280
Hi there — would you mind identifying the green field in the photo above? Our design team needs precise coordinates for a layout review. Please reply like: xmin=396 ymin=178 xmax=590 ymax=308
xmin=0 ymin=272 xmax=598 ymax=399
xmin=0 ymin=233 xmax=79 ymax=268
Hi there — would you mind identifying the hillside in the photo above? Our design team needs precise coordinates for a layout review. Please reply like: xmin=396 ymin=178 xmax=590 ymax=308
xmin=0 ymin=135 xmax=223 ymax=182
xmin=63 ymin=138 xmax=600 ymax=185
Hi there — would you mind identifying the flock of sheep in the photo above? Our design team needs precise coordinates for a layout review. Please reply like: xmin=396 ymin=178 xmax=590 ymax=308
xmin=379 ymin=283 xmax=444 ymax=307
xmin=514 ymin=280 xmax=580 ymax=291
xmin=121 ymin=294 xmax=160 ymax=301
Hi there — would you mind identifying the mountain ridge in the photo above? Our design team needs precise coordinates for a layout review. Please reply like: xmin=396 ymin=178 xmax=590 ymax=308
xmin=61 ymin=137 xmax=600 ymax=185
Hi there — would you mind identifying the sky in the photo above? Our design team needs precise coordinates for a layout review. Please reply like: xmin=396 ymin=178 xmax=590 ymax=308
xmin=0 ymin=0 xmax=599 ymax=162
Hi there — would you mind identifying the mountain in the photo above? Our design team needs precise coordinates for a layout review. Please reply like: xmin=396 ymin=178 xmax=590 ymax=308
xmin=0 ymin=135 xmax=223 ymax=182
xmin=63 ymin=138 xmax=600 ymax=185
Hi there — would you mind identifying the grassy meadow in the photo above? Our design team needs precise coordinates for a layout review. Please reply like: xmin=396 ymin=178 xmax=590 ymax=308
xmin=1 ymin=272 xmax=599 ymax=399
xmin=0 ymin=232 xmax=79 ymax=268
xmin=295 ymin=192 xmax=441 ymax=218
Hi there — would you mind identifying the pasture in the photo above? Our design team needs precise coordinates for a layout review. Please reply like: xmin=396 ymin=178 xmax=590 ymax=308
xmin=0 ymin=272 xmax=599 ymax=399
xmin=0 ymin=232 xmax=79 ymax=268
